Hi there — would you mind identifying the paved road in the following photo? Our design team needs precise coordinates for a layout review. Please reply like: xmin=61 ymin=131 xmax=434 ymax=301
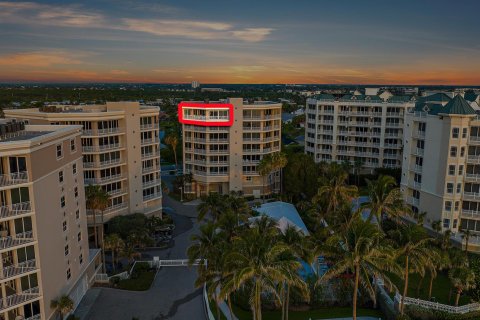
xmin=79 ymin=196 xmax=205 ymax=320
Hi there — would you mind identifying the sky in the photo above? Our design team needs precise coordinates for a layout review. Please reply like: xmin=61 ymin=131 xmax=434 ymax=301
xmin=0 ymin=0 xmax=479 ymax=84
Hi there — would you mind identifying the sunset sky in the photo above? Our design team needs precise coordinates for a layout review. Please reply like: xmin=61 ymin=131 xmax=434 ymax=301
xmin=0 ymin=0 xmax=479 ymax=84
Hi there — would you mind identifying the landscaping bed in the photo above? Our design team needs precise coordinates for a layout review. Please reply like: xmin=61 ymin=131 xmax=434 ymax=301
xmin=113 ymin=262 xmax=156 ymax=291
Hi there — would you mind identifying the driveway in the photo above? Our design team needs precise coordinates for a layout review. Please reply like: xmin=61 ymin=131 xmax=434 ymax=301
xmin=78 ymin=196 xmax=205 ymax=320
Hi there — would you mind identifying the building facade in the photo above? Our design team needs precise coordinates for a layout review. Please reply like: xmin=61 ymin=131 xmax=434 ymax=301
xmin=5 ymin=102 xmax=162 ymax=229
xmin=401 ymin=94 xmax=480 ymax=251
xmin=305 ymin=93 xmax=415 ymax=171
xmin=0 ymin=121 xmax=100 ymax=320
xmin=179 ymin=98 xmax=282 ymax=197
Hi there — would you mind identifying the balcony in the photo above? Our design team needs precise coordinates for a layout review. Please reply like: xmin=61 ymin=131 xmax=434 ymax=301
xmin=243 ymin=127 xmax=262 ymax=131
xmin=0 ymin=287 xmax=40 ymax=312
xmin=141 ymin=150 xmax=161 ymax=159
xmin=83 ymin=127 xmax=123 ymax=136
xmin=0 ymin=202 xmax=32 ymax=222
xmin=413 ymin=131 xmax=426 ymax=139
xmin=385 ymin=122 xmax=401 ymax=127
xmin=413 ymin=148 xmax=425 ymax=156
xmin=0 ymin=172 xmax=29 ymax=187
xmin=467 ymin=155 xmax=480 ymax=164
xmin=0 ymin=231 xmax=35 ymax=251
xmin=84 ymin=158 xmax=124 ymax=169
xmin=465 ymin=173 xmax=480 ymax=182
xmin=142 ymin=166 xmax=159 ymax=174
xmin=410 ymin=164 xmax=422 ymax=173
xmin=108 ymin=188 xmax=128 ymax=197
xmin=409 ymin=197 xmax=420 ymax=206
xmin=1 ymin=259 xmax=37 ymax=280
xmin=140 ymin=123 xmax=157 ymax=131
xmin=463 ymin=192 xmax=480 ymax=200
xmin=84 ymin=173 xmax=126 ymax=185
xmin=143 ymin=193 xmax=162 ymax=201
xmin=461 ymin=210 xmax=480 ymax=219
xmin=142 ymin=179 xmax=161 ymax=188
xmin=141 ymin=138 xmax=160 ymax=146
xmin=82 ymin=143 xmax=122 ymax=153
xmin=469 ymin=136 xmax=480 ymax=145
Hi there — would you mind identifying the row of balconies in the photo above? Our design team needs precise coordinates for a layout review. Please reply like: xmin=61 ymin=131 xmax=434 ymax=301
xmin=83 ymin=158 xmax=124 ymax=169
xmin=140 ymin=123 xmax=158 ymax=131
xmin=338 ymin=111 xmax=383 ymax=116
xmin=142 ymin=178 xmax=161 ymax=188
xmin=83 ymin=143 xmax=123 ymax=153
xmin=84 ymin=173 xmax=126 ymax=185
xmin=143 ymin=193 xmax=162 ymax=201
xmin=243 ymin=114 xmax=281 ymax=120
xmin=183 ymin=126 xmax=229 ymax=132
xmin=0 ymin=259 xmax=37 ymax=281
xmin=0 ymin=231 xmax=35 ymax=252
xmin=0 ymin=202 xmax=33 ymax=223
xmin=185 ymin=159 xmax=229 ymax=166
xmin=141 ymin=137 xmax=160 ymax=146
xmin=242 ymin=125 xmax=281 ymax=131
xmin=314 ymin=109 xmax=404 ymax=117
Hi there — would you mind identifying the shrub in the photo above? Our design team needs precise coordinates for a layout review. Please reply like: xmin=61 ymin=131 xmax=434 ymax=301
xmin=109 ymin=276 xmax=120 ymax=285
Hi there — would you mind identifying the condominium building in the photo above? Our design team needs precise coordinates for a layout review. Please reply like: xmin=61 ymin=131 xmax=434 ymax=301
xmin=0 ymin=121 xmax=100 ymax=320
xmin=5 ymin=102 xmax=162 ymax=230
xmin=305 ymin=93 xmax=415 ymax=172
xmin=401 ymin=94 xmax=480 ymax=251
xmin=179 ymin=98 xmax=282 ymax=197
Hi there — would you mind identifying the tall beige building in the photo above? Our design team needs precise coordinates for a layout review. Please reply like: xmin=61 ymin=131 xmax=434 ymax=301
xmin=5 ymin=102 xmax=162 ymax=231
xmin=180 ymin=98 xmax=282 ymax=197
xmin=0 ymin=121 xmax=100 ymax=320
xmin=401 ymin=94 xmax=480 ymax=252
xmin=305 ymin=92 xmax=415 ymax=172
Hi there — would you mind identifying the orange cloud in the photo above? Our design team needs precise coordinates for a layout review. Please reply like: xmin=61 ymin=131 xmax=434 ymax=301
xmin=0 ymin=51 xmax=83 ymax=67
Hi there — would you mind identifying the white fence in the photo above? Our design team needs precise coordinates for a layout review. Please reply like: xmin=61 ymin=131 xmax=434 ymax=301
xmin=394 ymin=292 xmax=480 ymax=314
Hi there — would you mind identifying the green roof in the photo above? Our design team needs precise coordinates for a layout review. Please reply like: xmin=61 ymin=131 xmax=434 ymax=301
xmin=312 ymin=94 xmax=335 ymax=101
xmin=388 ymin=95 xmax=413 ymax=103
xmin=417 ymin=93 xmax=451 ymax=104
xmin=465 ymin=92 xmax=479 ymax=102
xmin=414 ymin=95 xmax=476 ymax=116
xmin=442 ymin=95 xmax=476 ymax=115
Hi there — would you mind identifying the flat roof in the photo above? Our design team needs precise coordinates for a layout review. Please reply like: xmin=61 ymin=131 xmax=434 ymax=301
xmin=252 ymin=201 xmax=309 ymax=235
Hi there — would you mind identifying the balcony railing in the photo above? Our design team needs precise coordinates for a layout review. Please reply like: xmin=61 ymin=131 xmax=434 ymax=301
xmin=467 ymin=155 xmax=480 ymax=163
xmin=140 ymin=123 xmax=156 ymax=131
xmin=143 ymin=193 xmax=162 ymax=201
xmin=142 ymin=166 xmax=159 ymax=174
xmin=1 ymin=259 xmax=37 ymax=280
xmin=0 ymin=287 xmax=40 ymax=311
xmin=461 ymin=210 xmax=480 ymax=219
xmin=0 ymin=231 xmax=35 ymax=251
xmin=83 ymin=127 xmax=123 ymax=136
xmin=465 ymin=173 xmax=480 ymax=182
xmin=463 ymin=192 xmax=480 ymax=200
xmin=82 ymin=143 xmax=122 ymax=153
xmin=142 ymin=179 xmax=161 ymax=188
xmin=84 ymin=174 xmax=125 ymax=185
xmin=0 ymin=172 xmax=29 ymax=187
xmin=141 ymin=150 xmax=161 ymax=159
xmin=141 ymin=138 xmax=160 ymax=146
xmin=0 ymin=202 xmax=32 ymax=221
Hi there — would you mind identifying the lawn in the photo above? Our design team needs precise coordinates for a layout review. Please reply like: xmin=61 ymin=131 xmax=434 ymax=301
xmin=116 ymin=262 xmax=156 ymax=291
xmin=387 ymin=271 xmax=473 ymax=306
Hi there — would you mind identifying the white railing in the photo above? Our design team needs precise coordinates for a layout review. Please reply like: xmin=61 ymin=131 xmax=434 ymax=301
xmin=140 ymin=123 xmax=156 ymax=130
xmin=0 ymin=287 xmax=40 ymax=311
xmin=141 ymin=138 xmax=160 ymax=145
xmin=83 ymin=127 xmax=123 ymax=136
xmin=465 ymin=173 xmax=480 ymax=181
xmin=82 ymin=143 xmax=122 ymax=152
xmin=142 ymin=166 xmax=159 ymax=174
xmin=0 ymin=171 xmax=29 ymax=187
xmin=143 ymin=193 xmax=162 ymax=201
xmin=394 ymin=292 xmax=480 ymax=314
xmin=467 ymin=155 xmax=480 ymax=163
xmin=461 ymin=210 xmax=480 ymax=219
xmin=463 ymin=192 xmax=480 ymax=200
xmin=0 ymin=201 xmax=32 ymax=220
xmin=1 ymin=259 xmax=36 ymax=279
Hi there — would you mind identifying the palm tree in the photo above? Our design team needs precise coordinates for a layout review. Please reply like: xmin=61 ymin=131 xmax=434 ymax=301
xmin=461 ymin=228 xmax=472 ymax=253
xmin=426 ymin=247 xmax=449 ymax=300
xmin=449 ymin=266 xmax=476 ymax=306
xmin=188 ymin=222 xmax=224 ymax=320
xmin=225 ymin=191 xmax=250 ymax=225
xmin=104 ymin=233 xmax=125 ymax=273
xmin=258 ymin=154 xmax=273 ymax=203
xmin=313 ymin=163 xmax=358 ymax=222
xmin=270 ymin=152 xmax=288 ymax=194
xmin=362 ymin=175 xmax=409 ymax=227
xmin=389 ymin=224 xmax=433 ymax=314
xmin=353 ymin=158 xmax=363 ymax=186
xmin=197 ymin=192 xmax=225 ymax=221
xmin=320 ymin=216 xmax=398 ymax=320
xmin=50 ymin=295 xmax=74 ymax=320
xmin=223 ymin=217 xmax=306 ymax=320
xmin=85 ymin=185 xmax=110 ymax=273
xmin=164 ymin=134 xmax=179 ymax=171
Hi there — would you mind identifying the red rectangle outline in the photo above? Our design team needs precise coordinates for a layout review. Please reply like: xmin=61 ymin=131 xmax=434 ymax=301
xmin=178 ymin=102 xmax=234 ymax=126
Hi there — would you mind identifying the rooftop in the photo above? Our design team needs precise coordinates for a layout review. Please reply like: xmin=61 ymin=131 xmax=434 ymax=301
xmin=414 ymin=94 xmax=476 ymax=116
xmin=252 ymin=201 xmax=309 ymax=235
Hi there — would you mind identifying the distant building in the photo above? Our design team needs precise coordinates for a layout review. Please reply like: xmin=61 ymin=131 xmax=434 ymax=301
xmin=305 ymin=92 xmax=415 ymax=171
xmin=179 ymin=98 xmax=282 ymax=197
xmin=191 ymin=81 xmax=200 ymax=89
xmin=201 ymin=88 xmax=224 ymax=92
xmin=0 ymin=121 xmax=100 ymax=319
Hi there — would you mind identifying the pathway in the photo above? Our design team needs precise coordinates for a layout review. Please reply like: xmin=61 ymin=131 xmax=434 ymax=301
xmin=75 ymin=195 xmax=205 ymax=320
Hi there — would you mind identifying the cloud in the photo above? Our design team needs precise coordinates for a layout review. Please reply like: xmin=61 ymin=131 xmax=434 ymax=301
xmin=110 ymin=69 xmax=130 ymax=75
xmin=0 ymin=1 xmax=273 ymax=42
xmin=231 ymin=28 xmax=273 ymax=42
xmin=0 ymin=51 xmax=83 ymax=67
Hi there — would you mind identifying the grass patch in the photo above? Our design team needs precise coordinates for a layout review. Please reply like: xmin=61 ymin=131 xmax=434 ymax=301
xmin=116 ymin=262 xmax=156 ymax=291
xmin=387 ymin=271 xmax=473 ymax=306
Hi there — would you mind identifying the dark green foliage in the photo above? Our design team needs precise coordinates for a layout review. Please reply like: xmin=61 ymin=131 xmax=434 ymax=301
xmin=284 ymin=153 xmax=320 ymax=201
xmin=405 ymin=305 xmax=480 ymax=320
xmin=467 ymin=254 xmax=480 ymax=301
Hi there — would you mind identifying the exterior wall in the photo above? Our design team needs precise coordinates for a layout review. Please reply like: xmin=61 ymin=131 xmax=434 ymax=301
xmin=305 ymin=98 xmax=414 ymax=172
xmin=4 ymin=103 xmax=162 ymax=223
xmin=181 ymin=99 xmax=282 ymax=197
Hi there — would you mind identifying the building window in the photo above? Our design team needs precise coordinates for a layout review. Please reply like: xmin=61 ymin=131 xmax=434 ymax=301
xmin=446 ymin=183 xmax=453 ymax=194
xmin=62 ymin=221 xmax=67 ymax=232
xmin=452 ymin=128 xmax=459 ymax=138
xmin=79 ymin=254 xmax=83 ymax=265
xmin=73 ymin=163 xmax=77 ymax=175
xmin=459 ymin=165 xmax=464 ymax=175
xmin=59 ymin=171 xmax=64 ymax=183
xmin=448 ymin=165 xmax=455 ymax=175
xmin=61 ymin=196 xmax=65 ymax=208
xmin=455 ymin=201 xmax=460 ymax=211
xmin=443 ymin=219 xmax=450 ymax=229
xmin=66 ymin=268 xmax=71 ymax=280
xmin=74 ymin=187 xmax=78 ymax=198
xmin=456 ymin=183 xmax=462 ymax=194
xmin=65 ymin=245 xmax=69 ymax=256
xmin=77 ymin=231 xmax=81 ymax=242
xmin=70 ymin=139 xmax=76 ymax=152
xmin=76 ymin=209 xmax=80 ymax=220
xmin=453 ymin=219 xmax=458 ymax=228
xmin=444 ymin=201 xmax=452 ymax=211
xmin=56 ymin=144 xmax=63 ymax=159
xmin=450 ymin=146 xmax=457 ymax=157
xmin=245 ymin=177 xmax=252 ymax=181
xmin=462 ymin=128 xmax=468 ymax=138
xmin=460 ymin=147 xmax=465 ymax=157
